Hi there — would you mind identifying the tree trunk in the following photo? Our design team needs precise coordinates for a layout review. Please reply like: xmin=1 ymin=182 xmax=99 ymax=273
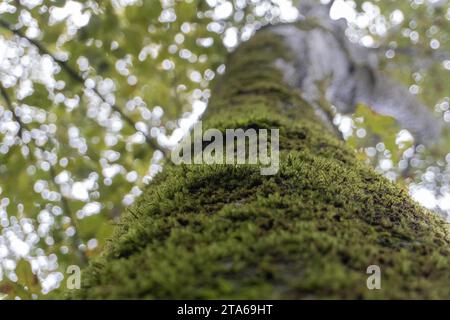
xmin=71 ymin=27 xmax=450 ymax=299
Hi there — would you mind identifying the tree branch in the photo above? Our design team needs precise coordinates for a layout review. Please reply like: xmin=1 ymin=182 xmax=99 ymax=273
xmin=0 ymin=19 xmax=165 ymax=154
xmin=376 ymin=45 xmax=450 ymax=67
xmin=0 ymin=82 xmax=27 ymax=138
xmin=49 ymin=165 xmax=88 ymax=266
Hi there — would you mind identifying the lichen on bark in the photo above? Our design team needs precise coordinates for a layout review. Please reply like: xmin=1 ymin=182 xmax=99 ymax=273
xmin=69 ymin=29 xmax=450 ymax=299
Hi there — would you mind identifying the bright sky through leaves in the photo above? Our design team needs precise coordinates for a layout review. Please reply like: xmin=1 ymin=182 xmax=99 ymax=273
xmin=0 ymin=0 xmax=449 ymax=299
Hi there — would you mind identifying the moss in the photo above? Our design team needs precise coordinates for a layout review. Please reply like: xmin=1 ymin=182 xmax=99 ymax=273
xmin=69 ymin=30 xmax=450 ymax=299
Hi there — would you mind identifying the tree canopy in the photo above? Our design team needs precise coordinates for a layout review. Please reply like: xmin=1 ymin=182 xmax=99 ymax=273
xmin=0 ymin=0 xmax=449 ymax=299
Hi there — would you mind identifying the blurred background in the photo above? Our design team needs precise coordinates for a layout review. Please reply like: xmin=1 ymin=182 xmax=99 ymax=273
xmin=0 ymin=0 xmax=449 ymax=299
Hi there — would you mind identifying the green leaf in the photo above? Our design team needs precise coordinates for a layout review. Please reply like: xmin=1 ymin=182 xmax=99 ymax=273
xmin=15 ymin=260 xmax=39 ymax=294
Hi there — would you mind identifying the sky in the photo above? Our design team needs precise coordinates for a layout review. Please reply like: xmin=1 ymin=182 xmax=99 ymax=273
xmin=0 ymin=0 xmax=449 ymax=297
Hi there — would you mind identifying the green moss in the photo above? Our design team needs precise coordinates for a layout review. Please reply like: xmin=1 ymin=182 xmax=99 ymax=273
xmin=69 ymin=30 xmax=450 ymax=299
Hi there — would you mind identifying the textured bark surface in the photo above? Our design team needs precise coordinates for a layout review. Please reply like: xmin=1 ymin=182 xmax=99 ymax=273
xmin=69 ymin=29 xmax=450 ymax=299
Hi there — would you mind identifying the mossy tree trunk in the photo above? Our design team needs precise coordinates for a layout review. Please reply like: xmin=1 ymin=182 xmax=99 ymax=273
xmin=72 ymin=28 xmax=450 ymax=299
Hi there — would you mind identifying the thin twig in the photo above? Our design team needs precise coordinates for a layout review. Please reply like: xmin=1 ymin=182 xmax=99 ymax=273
xmin=0 ymin=83 xmax=27 ymax=138
xmin=0 ymin=19 xmax=165 ymax=154
xmin=49 ymin=166 xmax=88 ymax=266
xmin=375 ymin=45 xmax=450 ymax=65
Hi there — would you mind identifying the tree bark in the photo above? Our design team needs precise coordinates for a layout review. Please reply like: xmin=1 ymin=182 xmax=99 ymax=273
xmin=71 ymin=27 xmax=450 ymax=299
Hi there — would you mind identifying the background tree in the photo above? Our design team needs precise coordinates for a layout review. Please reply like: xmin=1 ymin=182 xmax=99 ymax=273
xmin=0 ymin=0 xmax=449 ymax=299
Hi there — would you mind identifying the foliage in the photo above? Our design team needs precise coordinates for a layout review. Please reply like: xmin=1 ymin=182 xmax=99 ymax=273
xmin=71 ymin=31 xmax=450 ymax=299
xmin=0 ymin=0 xmax=449 ymax=299
xmin=348 ymin=103 xmax=411 ymax=164
xmin=0 ymin=0 xmax=227 ymax=298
